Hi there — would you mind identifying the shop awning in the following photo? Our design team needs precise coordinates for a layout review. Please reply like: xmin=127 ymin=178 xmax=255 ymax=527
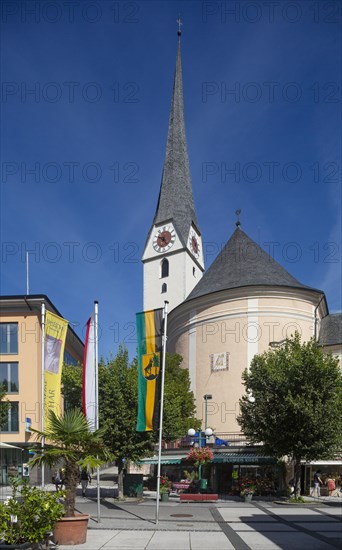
xmin=137 ymin=454 xmax=185 ymax=465
xmin=213 ymin=452 xmax=276 ymax=464
xmin=138 ymin=452 xmax=276 ymax=465
xmin=0 ymin=442 xmax=23 ymax=450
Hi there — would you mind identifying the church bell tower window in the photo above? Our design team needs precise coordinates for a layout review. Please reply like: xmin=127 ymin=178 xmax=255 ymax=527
xmin=161 ymin=258 xmax=169 ymax=278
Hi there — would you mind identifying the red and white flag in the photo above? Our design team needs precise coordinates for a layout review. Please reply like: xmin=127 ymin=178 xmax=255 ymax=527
xmin=83 ymin=313 xmax=96 ymax=431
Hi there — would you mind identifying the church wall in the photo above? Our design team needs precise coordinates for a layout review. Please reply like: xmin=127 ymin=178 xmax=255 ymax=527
xmin=167 ymin=289 xmax=324 ymax=433
xmin=143 ymin=249 xmax=203 ymax=312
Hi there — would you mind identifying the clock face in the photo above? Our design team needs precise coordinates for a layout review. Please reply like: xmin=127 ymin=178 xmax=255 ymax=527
xmin=153 ymin=225 xmax=176 ymax=253
xmin=189 ymin=230 xmax=200 ymax=258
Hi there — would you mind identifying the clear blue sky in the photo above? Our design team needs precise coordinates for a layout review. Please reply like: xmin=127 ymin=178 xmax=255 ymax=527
xmin=1 ymin=1 xmax=341 ymax=359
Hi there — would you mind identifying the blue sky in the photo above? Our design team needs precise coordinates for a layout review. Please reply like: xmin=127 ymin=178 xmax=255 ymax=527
xmin=1 ymin=0 xmax=341 ymax=359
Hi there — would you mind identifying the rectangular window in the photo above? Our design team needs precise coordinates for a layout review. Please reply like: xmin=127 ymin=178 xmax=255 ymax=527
xmin=1 ymin=402 xmax=19 ymax=432
xmin=0 ymin=363 xmax=19 ymax=393
xmin=0 ymin=323 xmax=18 ymax=354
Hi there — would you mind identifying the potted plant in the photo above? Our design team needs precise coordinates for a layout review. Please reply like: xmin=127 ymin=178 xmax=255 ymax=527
xmin=239 ymin=479 xmax=256 ymax=503
xmin=159 ymin=475 xmax=172 ymax=502
xmin=0 ymin=476 xmax=64 ymax=549
xmin=29 ymin=409 xmax=112 ymax=545
xmin=186 ymin=446 xmax=214 ymax=490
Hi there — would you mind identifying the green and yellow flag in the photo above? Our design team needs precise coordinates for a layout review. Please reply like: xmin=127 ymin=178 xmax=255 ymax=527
xmin=44 ymin=311 xmax=68 ymax=429
xmin=136 ymin=308 xmax=163 ymax=432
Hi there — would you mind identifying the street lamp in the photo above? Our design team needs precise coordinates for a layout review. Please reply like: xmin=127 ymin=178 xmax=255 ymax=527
xmin=188 ymin=427 xmax=213 ymax=488
xmin=203 ymin=394 xmax=212 ymax=430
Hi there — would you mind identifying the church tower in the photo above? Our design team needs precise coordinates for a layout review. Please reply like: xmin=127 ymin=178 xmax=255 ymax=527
xmin=142 ymin=28 xmax=204 ymax=311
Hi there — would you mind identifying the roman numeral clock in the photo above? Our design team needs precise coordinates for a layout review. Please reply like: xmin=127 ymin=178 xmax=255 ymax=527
xmin=153 ymin=225 xmax=176 ymax=253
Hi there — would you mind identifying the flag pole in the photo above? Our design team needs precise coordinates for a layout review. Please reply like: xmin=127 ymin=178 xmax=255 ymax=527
xmin=41 ymin=301 xmax=45 ymax=487
xmin=155 ymin=300 xmax=168 ymax=526
xmin=94 ymin=300 xmax=101 ymax=523
xmin=26 ymin=252 xmax=29 ymax=295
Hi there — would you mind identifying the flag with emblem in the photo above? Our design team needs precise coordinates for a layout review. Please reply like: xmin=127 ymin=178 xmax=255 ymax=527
xmin=136 ymin=308 xmax=164 ymax=431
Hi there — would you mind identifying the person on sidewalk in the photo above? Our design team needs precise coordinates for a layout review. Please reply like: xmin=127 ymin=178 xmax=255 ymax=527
xmin=313 ymin=470 xmax=323 ymax=497
xmin=327 ymin=475 xmax=336 ymax=497
xmin=80 ymin=468 xmax=91 ymax=497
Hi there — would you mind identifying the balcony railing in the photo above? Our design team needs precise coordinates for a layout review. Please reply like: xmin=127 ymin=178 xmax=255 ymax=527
xmin=163 ymin=433 xmax=262 ymax=450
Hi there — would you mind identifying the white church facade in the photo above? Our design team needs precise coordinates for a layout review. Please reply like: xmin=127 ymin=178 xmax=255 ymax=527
xmin=141 ymin=30 xmax=342 ymax=491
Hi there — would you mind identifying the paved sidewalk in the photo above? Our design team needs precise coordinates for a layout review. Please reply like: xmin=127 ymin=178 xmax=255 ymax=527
xmin=57 ymin=496 xmax=342 ymax=550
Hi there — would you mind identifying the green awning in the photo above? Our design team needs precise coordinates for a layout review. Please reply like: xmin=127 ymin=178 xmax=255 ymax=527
xmin=213 ymin=453 xmax=276 ymax=464
xmin=138 ymin=452 xmax=276 ymax=466
xmin=137 ymin=455 xmax=184 ymax=465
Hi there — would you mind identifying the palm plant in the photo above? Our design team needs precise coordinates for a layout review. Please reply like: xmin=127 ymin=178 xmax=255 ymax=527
xmin=29 ymin=409 xmax=113 ymax=516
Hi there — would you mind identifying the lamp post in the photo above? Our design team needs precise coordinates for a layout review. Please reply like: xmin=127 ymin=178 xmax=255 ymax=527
xmin=188 ymin=427 xmax=213 ymax=489
xmin=203 ymin=394 xmax=212 ymax=430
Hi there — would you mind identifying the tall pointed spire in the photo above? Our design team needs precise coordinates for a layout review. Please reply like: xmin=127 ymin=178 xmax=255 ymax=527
xmin=153 ymin=30 xmax=199 ymax=244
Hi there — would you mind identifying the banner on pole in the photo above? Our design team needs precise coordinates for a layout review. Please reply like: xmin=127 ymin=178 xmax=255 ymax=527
xmin=82 ymin=314 xmax=96 ymax=431
xmin=44 ymin=311 xmax=68 ymax=429
xmin=136 ymin=308 xmax=163 ymax=432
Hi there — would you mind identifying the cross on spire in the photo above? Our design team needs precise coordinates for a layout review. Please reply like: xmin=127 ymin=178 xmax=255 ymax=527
xmin=177 ymin=16 xmax=182 ymax=37
xmin=235 ymin=209 xmax=241 ymax=227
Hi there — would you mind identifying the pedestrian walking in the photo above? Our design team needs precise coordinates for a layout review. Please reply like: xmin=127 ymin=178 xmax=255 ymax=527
xmin=80 ymin=468 xmax=91 ymax=497
xmin=313 ymin=470 xmax=323 ymax=497
xmin=326 ymin=475 xmax=336 ymax=497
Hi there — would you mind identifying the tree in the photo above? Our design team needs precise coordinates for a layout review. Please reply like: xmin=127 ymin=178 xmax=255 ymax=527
xmin=61 ymin=363 xmax=83 ymax=411
xmin=237 ymin=334 xmax=342 ymax=497
xmin=62 ymin=348 xmax=199 ymax=498
xmin=162 ymin=353 xmax=200 ymax=441
xmin=29 ymin=409 xmax=112 ymax=516
xmin=0 ymin=383 xmax=10 ymax=428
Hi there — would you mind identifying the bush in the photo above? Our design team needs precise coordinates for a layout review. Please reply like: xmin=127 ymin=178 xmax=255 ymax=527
xmin=0 ymin=477 xmax=64 ymax=546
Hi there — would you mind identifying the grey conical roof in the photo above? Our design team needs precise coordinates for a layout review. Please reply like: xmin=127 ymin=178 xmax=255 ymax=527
xmin=152 ymin=37 xmax=199 ymax=243
xmin=187 ymin=227 xmax=316 ymax=301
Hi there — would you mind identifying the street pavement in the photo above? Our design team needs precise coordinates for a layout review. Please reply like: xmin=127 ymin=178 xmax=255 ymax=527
xmin=1 ymin=470 xmax=341 ymax=549
xmin=56 ymin=489 xmax=342 ymax=550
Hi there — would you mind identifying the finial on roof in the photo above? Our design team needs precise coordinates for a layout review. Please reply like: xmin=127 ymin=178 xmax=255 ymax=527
xmin=177 ymin=16 xmax=182 ymax=37
xmin=235 ymin=209 xmax=241 ymax=227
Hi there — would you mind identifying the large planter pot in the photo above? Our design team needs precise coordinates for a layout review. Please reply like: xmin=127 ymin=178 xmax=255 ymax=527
xmin=199 ymin=479 xmax=208 ymax=491
xmin=161 ymin=492 xmax=169 ymax=502
xmin=244 ymin=493 xmax=253 ymax=503
xmin=53 ymin=514 xmax=89 ymax=545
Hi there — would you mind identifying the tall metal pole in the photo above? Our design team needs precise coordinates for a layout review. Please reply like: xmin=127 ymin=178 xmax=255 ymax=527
xmin=94 ymin=301 xmax=101 ymax=523
xmin=155 ymin=301 xmax=168 ymax=526
xmin=26 ymin=252 xmax=29 ymax=295
xmin=41 ymin=302 xmax=45 ymax=487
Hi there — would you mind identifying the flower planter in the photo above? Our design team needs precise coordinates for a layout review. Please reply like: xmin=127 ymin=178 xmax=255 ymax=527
xmin=244 ymin=494 xmax=253 ymax=503
xmin=161 ymin=492 xmax=169 ymax=502
xmin=53 ymin=514 xmax=89 ymax=545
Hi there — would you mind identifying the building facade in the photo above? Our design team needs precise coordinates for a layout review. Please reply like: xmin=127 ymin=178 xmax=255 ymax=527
xmin=0 ymin=295 xmax=84 ymax=484
xmin=141 ymin=32 xmax=342 ymax=491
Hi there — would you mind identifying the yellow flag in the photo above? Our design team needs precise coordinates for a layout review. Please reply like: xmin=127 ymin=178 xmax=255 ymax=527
xmin=44 ymin=311 xmax=68 ymax=429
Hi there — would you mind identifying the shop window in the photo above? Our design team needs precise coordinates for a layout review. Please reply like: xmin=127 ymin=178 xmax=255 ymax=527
xmin=0 ymin=362 xmax=19 ymax=393
xmin=0 ymin=323 xmax=18 ymax=354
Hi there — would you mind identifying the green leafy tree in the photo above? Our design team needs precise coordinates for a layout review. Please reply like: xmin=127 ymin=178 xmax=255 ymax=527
xmin=237 ymin=333 xmax=342 ymax=496
xmin=62 ymin=363 xmax=83 ymax=411
xmin=0 ymin=383 xmax=10 ymax=428
xmin=163 ymin=353 xmax=200 ymax=440
xmin=99 ymin=347 xmax=154 ymax=498
xmin=62 ymin=348 xmax=199 ymax=498
xmin=29 ymin=409 xmax=112 ymax=516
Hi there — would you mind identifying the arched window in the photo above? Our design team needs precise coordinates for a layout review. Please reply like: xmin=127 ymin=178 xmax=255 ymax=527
xmin=161 ymin=283 xmax=167 ymax=294
xmin=161 ymin=258 xmax=169 ymax=278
